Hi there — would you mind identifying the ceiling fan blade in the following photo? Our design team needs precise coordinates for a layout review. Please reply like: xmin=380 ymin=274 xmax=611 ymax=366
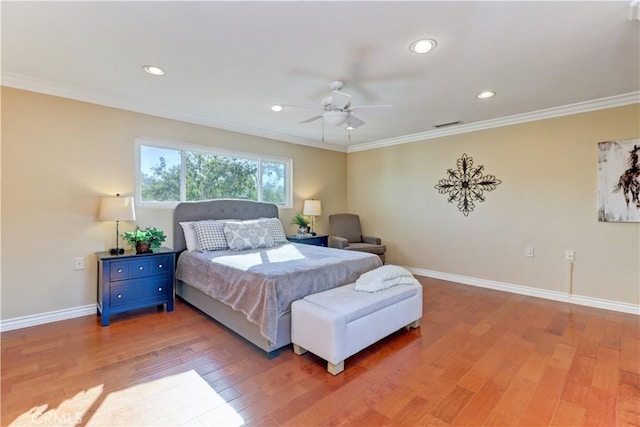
xmin=346 ymin=115 xmax=365 ymax=129
xmin=299 ymin=115 xmax=323 ymax=124
xmin=331 ymin=91 xmax=352 ymax=110
xmin=283 ymin=104 xmax=323 ymax=111
xmin=349 ymin=105 xmax=393 ymax=115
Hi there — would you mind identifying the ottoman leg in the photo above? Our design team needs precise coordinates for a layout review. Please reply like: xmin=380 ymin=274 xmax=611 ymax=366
xmin=327 ymin=361 xmax=344 ymax=376
xmin=293 ymin=344 xmax=307 ymax=355
xmin=405 ymin=319 xmax=421 ymax=330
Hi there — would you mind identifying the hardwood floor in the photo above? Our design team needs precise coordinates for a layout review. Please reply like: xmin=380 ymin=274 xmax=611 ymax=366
xmin=2 ymin=277 xmax=639 ymax=426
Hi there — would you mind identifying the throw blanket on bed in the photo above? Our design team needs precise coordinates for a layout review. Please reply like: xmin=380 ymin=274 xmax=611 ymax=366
xmin=176 ymin=243 xmax=382 ymax=343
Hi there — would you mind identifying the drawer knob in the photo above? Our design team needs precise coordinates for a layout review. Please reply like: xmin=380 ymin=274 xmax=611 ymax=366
xmin=158 ymin=287 xmax=163 ymax=292
xmin=117 ymin=269 xmax=122 ymax=273
xmin=138 ymin=266 xmax=144 ymax=271
xmin=158 ymin=264 xmax=163 ymax=268
xmin=117 ymin=294 xmax=122 ymax=299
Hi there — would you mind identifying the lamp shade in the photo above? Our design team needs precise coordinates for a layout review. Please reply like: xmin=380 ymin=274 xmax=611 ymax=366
xmin=99 ymin=195 xmax=136 ymax=221
xmin=303 ymin=200 xmax=322 ymax=216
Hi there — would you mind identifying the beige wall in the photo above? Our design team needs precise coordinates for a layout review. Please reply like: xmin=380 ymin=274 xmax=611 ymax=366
xmin=1 ymin=87 xmax=347 ymax=319
xmin=2 ymin=86 xmax=638 ymax=321
xmin=348 ymin=104 xmax=640 ymax=305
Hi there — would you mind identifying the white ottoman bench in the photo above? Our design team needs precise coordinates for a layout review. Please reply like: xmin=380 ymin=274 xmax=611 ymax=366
xmin=291 ymin=282 xmax=422 ymax=375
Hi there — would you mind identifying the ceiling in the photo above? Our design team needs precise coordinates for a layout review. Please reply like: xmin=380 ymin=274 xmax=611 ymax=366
xmin=2 ymin=1 xmax=639 ymax=152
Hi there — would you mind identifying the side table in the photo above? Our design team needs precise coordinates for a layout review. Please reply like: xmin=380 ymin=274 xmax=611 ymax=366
xmin=286 ymin=234 xmax=329 ymax=247
xmin=96 ymin=247 xmax=175 ymax=326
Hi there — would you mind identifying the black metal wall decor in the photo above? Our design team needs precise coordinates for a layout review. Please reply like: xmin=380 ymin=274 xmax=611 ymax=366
xmin=434 ymin=153 xmax=502 ymax=216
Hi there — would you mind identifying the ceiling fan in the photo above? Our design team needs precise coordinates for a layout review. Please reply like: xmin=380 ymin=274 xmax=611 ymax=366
xmin=296 ymin=80 xmax=392 ymax=132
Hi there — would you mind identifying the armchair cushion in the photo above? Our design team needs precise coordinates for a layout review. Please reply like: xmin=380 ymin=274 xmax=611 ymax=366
xmin=344 ymin=242 xmax=386 ymax=256
xmin=329 ymin=213 xmax=363 ymax=243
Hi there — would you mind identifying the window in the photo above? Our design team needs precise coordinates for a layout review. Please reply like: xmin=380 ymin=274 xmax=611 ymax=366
xmin=136 ymin=139 xmax=292 ymax=208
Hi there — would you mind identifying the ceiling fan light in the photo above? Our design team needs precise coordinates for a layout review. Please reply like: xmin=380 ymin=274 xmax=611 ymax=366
xmin=269 ymin=104 xmax=284 ymax=112
xmin=324 ymin=111 xmax=348 ymax=126
xmin=409 ymin=39 xmax=437 ymax=54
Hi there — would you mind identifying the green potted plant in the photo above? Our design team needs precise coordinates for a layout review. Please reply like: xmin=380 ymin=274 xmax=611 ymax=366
xmin=122 ymin=226 xmax=167 ymax=254
xmin=292 ymin=214 xmax=310 ymax=234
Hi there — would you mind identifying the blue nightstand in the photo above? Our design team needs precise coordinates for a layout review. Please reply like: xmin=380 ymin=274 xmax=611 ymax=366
xmin=96 ymin=247 xmax=175 ymax=326
xmin=286 ymin=234 xmax=329 ymax=247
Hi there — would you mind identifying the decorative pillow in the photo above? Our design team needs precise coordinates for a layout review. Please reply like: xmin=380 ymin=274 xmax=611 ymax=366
xmin=179 ymin=221 xmax=200 ymax=251
xmin=259 ymin=217 xmax=287 ymax=244
xmin=192 ymin=220 xmax=229 ymax=251
xmin=224 ymin=220 xmax=275 ymax=251
xmin=354 ymin=265 xmax=419 ymax=292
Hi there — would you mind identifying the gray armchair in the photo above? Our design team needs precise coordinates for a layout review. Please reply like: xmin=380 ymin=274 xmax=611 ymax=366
xmin=328 ymin=213 xmax=386 ymax=263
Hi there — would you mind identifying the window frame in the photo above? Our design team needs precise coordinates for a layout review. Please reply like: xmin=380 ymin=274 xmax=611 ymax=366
xmin=134 ymin=138 xmax=293 ymax=209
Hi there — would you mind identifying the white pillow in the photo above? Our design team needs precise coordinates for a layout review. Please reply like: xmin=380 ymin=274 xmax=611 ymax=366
xmin=354 ymin=265 xmax=419 ymax=292
xmin=192 ymin=220 xmax=229 ymax=251
xmin=223 ymin=220 xmax=275 ymax=251
xmin=259 ymin=217 xmax=287 ymax=244
xmin=179 ymin=221 xmax=200 ymax=251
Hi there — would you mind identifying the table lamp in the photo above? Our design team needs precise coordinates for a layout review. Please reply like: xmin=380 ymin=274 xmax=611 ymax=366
xmin=303 ymin=199 xmax=322 ymax=235
xmin=99 ymin=193 xmax=136 ymax=255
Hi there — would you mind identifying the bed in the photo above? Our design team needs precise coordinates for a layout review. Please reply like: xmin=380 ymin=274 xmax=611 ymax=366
xmin=173 ymin=199 xmax=382 ymax=356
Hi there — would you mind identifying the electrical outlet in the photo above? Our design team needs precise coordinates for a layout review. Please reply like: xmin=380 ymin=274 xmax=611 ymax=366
xmin=525 ymin=246 xmax=535 ymax=257
xmin=74 ymin=257 xmax=85 ymax=270
xmin=565 ymin=250 xmax=575 ymax=262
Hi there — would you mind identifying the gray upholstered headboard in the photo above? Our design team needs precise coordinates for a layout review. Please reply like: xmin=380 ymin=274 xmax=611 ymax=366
xmin=173 ymin=199 xmax=279 ymax=253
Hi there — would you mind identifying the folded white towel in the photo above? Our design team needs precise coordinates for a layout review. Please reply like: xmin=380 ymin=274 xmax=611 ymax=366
xmin=354 ymin=265 xmax=419 ymax=292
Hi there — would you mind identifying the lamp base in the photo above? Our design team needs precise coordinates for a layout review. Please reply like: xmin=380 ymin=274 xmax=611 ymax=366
xmin=109 ymin=247 xmax=125 ymax=255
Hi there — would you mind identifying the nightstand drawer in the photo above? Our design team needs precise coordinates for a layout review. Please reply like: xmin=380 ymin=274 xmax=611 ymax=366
xmin=110 ymin=255 xmax=173 ymax=280
xmin=110 ymin=258 xmax=157 ymax=280
xmin=148 ymin=255 xmax=172 ymax=275
xmin=110 ymin=276 xmax=169 ymax=308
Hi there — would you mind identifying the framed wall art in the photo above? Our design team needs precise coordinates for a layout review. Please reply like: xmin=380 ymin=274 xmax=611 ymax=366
xmin=434 ymin=153 xmax=501 ymax=216
xmin=597 ymin=138 xmax=640 ymax=222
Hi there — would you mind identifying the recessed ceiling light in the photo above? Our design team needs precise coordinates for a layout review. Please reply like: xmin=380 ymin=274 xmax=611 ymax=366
xmin=409 ymin=39 xmax=437 ymax=54
xmin=477 ymin=91 xmax=496 ymax=99
xmin=269 ymin=104 xmax=284 ymax=112
xmin=142 ymin=65 xmax=165 ymax=76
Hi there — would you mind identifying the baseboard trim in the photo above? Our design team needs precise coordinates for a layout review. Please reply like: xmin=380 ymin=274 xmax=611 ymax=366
xmin=0 ymin=304 xmax=97 ymax=332
xmin=407 ymin=267 xmax=640 ymax=316
xmin=2 ymin=269 xmax=637 ymax=332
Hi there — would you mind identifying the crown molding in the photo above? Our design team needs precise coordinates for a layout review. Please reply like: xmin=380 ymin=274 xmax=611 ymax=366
xmin=3 ymin=72 xmax=636 ymax=155
xmin=1 ymin=72 xmax=348 ymax=153
xmin=348 ymin=92 xmax=640 ymax=153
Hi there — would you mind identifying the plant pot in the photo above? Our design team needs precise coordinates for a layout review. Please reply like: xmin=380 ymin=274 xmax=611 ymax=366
xmin=135 ymin=241 xmax=152 ymax=254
